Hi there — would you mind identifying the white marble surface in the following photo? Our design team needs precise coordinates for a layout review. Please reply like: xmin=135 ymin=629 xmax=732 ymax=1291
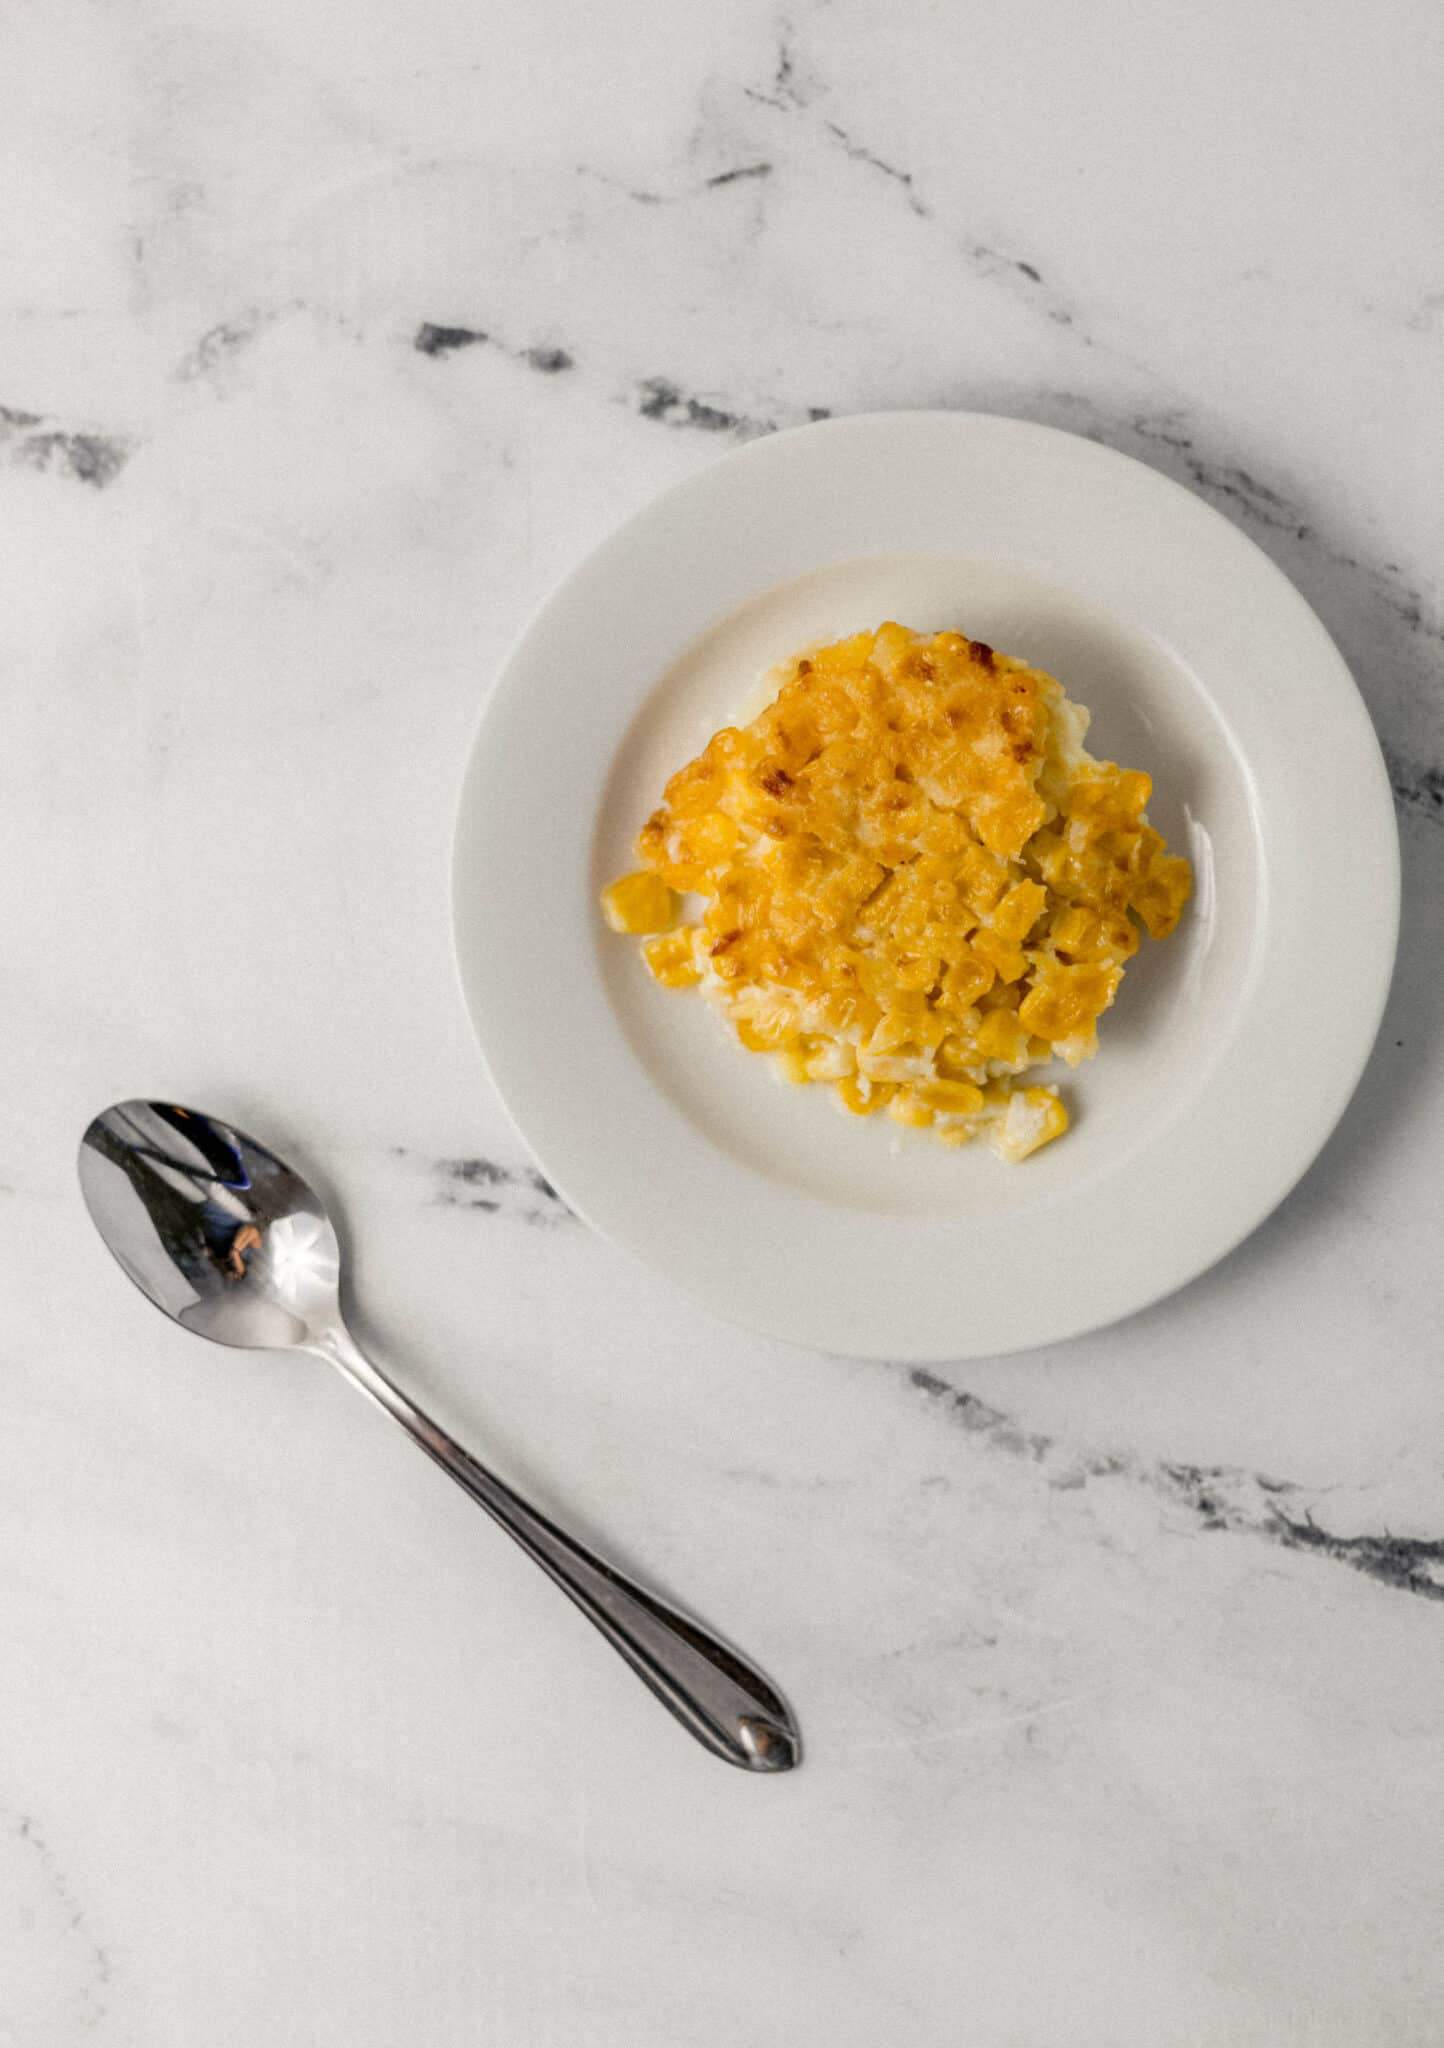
xmin=4 ymin=1 xmax=1443 ymax=2040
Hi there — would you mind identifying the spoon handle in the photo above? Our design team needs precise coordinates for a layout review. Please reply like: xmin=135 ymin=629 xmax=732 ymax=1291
xmin=314 ymin=1324 xmax=800 ymax=1772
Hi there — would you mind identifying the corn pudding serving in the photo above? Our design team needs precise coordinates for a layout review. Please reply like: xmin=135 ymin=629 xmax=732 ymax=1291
xmin=601 ymin=624 xmax=1192 ymax=1161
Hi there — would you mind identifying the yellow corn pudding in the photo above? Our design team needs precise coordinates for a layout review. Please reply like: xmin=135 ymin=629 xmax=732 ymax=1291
xmin=601 ymin=624 xmax=1192 ymax=1161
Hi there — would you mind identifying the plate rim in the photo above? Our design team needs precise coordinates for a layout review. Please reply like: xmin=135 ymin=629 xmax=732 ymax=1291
xmin=449 ymin=409 xmax=1400 ymax=1360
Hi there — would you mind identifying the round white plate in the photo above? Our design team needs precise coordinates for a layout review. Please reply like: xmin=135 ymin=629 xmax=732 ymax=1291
xmin=451 ymin=412 xmax=1397 ymax=1360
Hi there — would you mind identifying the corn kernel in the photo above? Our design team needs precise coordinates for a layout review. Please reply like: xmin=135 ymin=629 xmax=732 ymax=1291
xmin=937 ymin=1033 xmax=986 ymax=1081
xmin=836 ymin=1074 xmax=892 ymax=1116
xmin=736 ymin=1019 xmax=792 ymax=1053
xmin=971 ymin=927 xmax=1028 ymax=983
xmin=992 ymin=879 xmax=1048 ymax=942
xmin=887 ymin=1092 xmax=935 ymax=1128
xmin=642 ymin=930 xmax=700 ymax=988
xmin=976 ymin=1008 xmax=1028 ymax=1063
xmin=918 ymin=1078 xmax=985 ymax=1114
xmin=601 ymin=870 xmax=678 ymax=935
xmin=1019 ymin=961 xmax=1120 ymax=1041
xmin=992 ymin=1086 xmax=1069 ymax=1162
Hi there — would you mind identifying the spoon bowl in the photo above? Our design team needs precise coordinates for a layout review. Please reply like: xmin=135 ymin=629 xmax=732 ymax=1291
xmin=79 ymin=1099 xmax=801 ymax=1773
xmin=80 ymin=1100 xmax=339 ymax=1351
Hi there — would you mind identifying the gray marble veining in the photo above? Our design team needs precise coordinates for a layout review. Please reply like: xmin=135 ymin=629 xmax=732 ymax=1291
xmin=4 ymin=0 xmax=1442 ymax=2040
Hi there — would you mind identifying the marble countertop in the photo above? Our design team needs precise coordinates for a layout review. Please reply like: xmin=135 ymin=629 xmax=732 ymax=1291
xmin=5 ymin=1 xmax=1442 ymax=2040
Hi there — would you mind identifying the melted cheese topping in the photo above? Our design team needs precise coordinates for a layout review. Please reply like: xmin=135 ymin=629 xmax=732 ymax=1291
xmin=601 ymin=624 xmax=1192 ymax=1160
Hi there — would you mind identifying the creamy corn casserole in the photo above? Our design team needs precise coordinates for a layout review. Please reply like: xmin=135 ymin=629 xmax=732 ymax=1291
xmin=602 ymin=624 xmax=1192 ymax=1161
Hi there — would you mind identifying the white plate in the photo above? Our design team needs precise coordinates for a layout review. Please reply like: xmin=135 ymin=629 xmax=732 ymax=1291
xmin=451 ymin=412 xmax=1398 ymax=1360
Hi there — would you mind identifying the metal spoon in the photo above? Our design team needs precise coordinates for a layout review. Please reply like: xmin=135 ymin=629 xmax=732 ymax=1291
xmin=78 ymin=1100 xmax=800 ymax=1773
